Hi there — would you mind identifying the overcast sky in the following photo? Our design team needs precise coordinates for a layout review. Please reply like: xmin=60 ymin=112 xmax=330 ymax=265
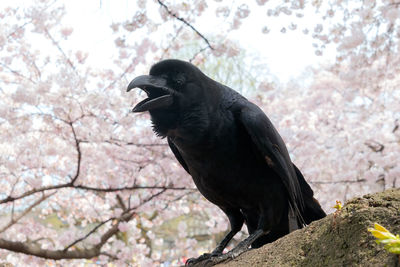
xmin=3 ymin=0 xmax=337 ymax=83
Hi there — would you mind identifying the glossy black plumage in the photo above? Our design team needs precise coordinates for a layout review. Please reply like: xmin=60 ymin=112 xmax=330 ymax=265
xmin=127 ymin=59 xmax=326 ymax=265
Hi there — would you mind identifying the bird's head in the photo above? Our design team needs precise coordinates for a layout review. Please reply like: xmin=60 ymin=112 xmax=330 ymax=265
xmin=127 ymin=59 xmax=209 ymax=113
xmin=127 ymin=59 xmax=215 ymax=138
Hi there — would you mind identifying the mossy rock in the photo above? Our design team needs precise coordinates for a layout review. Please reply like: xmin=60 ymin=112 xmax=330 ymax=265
xmin=214 ymin=188 xmax=400 ymax=267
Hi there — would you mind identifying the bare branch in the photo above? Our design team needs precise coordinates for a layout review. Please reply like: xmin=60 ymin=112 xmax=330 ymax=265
xmin=0 ymin=190 xmax=167 ymax=260
xmin=0 ymin=192 xmax=55 ymax=233
xmin=64 ymin=190 xmax=166 ymax=255
xmin=62 ymin=189 xmax=164 ymax=252
xmin=116 ymin=194 xmax=127 ymax=211
xmin=1 ymin=184 xmax=69 ymax=204
xmin=365 ymin=140 xmax=384 ymax=153
xmin=102 ymin=57 xmax=138 ymax=91
xmin=309 ymin=179 xmax=366 ymax=184
xmin=0 ymin=182 xmax=194 ymax=204
xmin=0 ymin=238 xmax=101 ymax=260
xmin=62 ymin=217 xmax=114 ymax=252
xmin=44 ymin=27 xmax=76 ymax=71
xmin=157 ymin=0 xmax=214 ymax=50
xmin=68 ymin=121 xmax=81 ymax=184
xmin=161 ymin=24 xmax=184 ymax=59
xmin=189 ymin=46 xmax=209 ymax=62
xmin=0 ymin=62 xmax=36 ymax=84
xmin=80 ymin=138 xmax=168 ymax=147
xmin=100 ymin=251 xmax=118 ymax=260
xmin=74 ymin=184 xmax=196 ymax=192
xmin=393 ymin=119 xmax=399 ymax=133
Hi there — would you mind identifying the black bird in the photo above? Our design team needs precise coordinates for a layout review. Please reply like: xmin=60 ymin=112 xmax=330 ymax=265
xmin=127 ymin=59 xmax=326 ymax=265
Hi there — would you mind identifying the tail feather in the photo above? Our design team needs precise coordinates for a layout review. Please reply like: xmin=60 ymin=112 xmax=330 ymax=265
xmin=252 ymin=164 xmax=326 ymax=249
xmin=293 ymin=164 xmax=326 ymax=224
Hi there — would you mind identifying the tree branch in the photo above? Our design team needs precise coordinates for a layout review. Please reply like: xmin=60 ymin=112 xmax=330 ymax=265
xmin=0 ymin=183 xmax=194 ymax=204
xmin=189 ymin=46 xmax=209 ymax=62
xmin=157 ymin=0 xmax=214 ymax=50
xmin=309 ymin=179 xmax=366 ymax=184
xmin=0 ymin=62 xmax=37 ymax=84
xmin=44 ymin=27 xmax=76 ymax=71
xmin=75 ymin=184 xmax=195 ymax=192
xmin=0 ymin=189 xmax=167 ymax=260
xmin=68 ymin=121 xmax=81 ymax=184
xmin=0 ymin=192 xmax=55 ymax=234
xmin=80 ymin=138 xmax=168 ymax=147
xmin=0 ymin=238 xmax=101 ymax=260
xmin=62 ymin=217 xmax=114 ymax=252
xmin=1 ymin=183 xmax=69 ymax=204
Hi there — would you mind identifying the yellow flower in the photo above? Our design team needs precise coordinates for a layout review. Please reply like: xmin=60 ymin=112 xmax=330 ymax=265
xmin=368 ymin=223 xmax=397 ymax=240
xmin=333 ymin=200 xmax=342 ymax=211
xmin=368 ymin=223 xmax=400 ymax=255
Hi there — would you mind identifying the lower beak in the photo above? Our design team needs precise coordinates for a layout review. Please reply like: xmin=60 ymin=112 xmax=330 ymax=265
xmin=127 ymin=75 xmax=174 ymax=112
xmin=132 ymin=94 xmax=173 ymax=112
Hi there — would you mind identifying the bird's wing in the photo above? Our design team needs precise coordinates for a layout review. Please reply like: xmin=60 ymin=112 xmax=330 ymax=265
xmin=234 ymin=101 xmax=305 ymax=228
xmin=167 ymin=137 xmax=190 ymax=174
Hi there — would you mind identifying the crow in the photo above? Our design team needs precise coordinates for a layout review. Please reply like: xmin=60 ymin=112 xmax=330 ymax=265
xmin=127 ymin=59 xmax=326 ymax=265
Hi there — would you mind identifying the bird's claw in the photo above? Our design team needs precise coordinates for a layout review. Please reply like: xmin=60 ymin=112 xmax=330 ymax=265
xmin=185 ymin=253 xmax=212 ymax=266
xmin=185 ymin=248 xmax=247 ymax=266
xmin=185 ymin=251 xmax=223 ymax=266
xmin=206 ymin=250 xmax=240 ymax=265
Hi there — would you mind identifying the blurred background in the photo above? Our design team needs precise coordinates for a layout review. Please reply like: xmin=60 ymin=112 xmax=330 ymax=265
xmin=0 ymin=0 xmax=399 ymax=266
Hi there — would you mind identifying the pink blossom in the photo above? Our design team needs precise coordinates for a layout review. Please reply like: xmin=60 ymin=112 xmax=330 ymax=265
xmin=231 ymin=18 xmax=242 ymax=30
xmin=383 ymin=7 xmax=399 ymax=23
xmin=60 ymin=27 xmax=73 ymax=38
xmin=196 ymin=0 xmax=207 ymax=14
xmin=236 ymin=4 xmax=250 ymax=19
xmin=87 ymin=234 xmax=101 ymax=245
xmin=226 ymin=46 xmax=239 ymax=57
xmin=110 ymin=23 xmax=119 ymax=32
xmin=256 ymin=0 xmax=269 ymax=6
xmin=0 ymin=106 xmax=9 ymax=118
xmin=314 ymin=24 xmax=323 ymax=33
xmin=25 ymin=176 xmax=43 ymax=189
xmin=315 ymin=50 xmax=323 ymax=56
xmin=340 ymin=27 xmax=365 ymax=49
xmin=137 ymin=0 xmax=146 ymax=9
xmin=261 ymin=26 xmax=270 ymax=34
xmin=75 ymin=51 xmax=88 ymax=64
xmin=216 ymin=6 xmax=230 ymax=17
xmin=178 ymin=221 xmax=187 ymax=238
xmin=118 ymin=222 xmax=130 ymax=232
xmin=12 ymin=87 xmax=36 ymax=105
xmin=114 ymin=37 xmax=125 ymax=48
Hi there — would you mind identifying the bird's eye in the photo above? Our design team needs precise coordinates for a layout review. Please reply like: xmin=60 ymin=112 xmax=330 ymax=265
xmin=174 ymin=73 xmax=186 ymax=87
xmin=175 ymin=78 xmax=184 ymax=85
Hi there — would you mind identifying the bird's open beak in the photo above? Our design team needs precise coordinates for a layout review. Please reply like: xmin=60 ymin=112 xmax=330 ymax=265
xmin=127 ymin=75 xmax=174 ymax=112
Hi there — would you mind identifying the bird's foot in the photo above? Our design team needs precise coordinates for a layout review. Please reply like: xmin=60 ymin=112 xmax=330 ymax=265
xmin=185 ymin=252 xmax=221 ymax=266
xmin=185 ymin=233 xmax=256 ymax=266
xmin=186 ymin=245 xmax=250 ymax=266
xmin=206 ymin=242 xmax=250 ymax=266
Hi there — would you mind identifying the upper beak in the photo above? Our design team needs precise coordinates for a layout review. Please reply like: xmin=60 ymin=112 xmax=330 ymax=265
xmin=127 ymin=75 xmax=168 ymax=92
xmin=127 ymin=75 xmax=174 ymax=112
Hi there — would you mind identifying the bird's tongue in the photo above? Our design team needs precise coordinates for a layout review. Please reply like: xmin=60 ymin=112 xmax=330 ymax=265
xmin=132 ymin=94 xmax=173 ymax=112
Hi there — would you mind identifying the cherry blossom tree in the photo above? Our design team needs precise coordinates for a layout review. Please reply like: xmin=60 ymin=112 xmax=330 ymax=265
xmin=0 ymin=0 xmax=399 ymax=266
xmin=0 ymin=1 xmax=200 ymax=265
